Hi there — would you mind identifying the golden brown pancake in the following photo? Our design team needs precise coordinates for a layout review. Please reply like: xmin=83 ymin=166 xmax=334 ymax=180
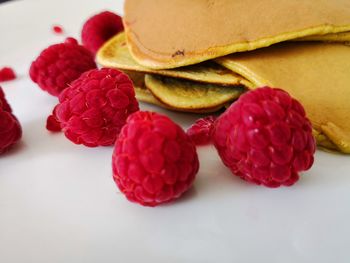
xmin=97 ymin=32 xmax=250 ymax=86
xmin=121 ymin=70 xmax=162 ymax=105
xmin=124 ymin=0 xmax=350 ymax=69
xmin=144 ymin=74 xmax=244 ymax=112
xmin=216 ymin=42 xmax=350 ymax=153
xmin=125 ymin=71 xmax=227 ymax=113
xmin=297 ymin=31 xmax=350 ymax=43
xmin=122 ymin=70 xmax=145 ymax=88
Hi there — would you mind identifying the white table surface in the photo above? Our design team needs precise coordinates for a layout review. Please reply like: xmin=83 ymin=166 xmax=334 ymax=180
xmin=1 ymin=0 xmax=350 ymax=262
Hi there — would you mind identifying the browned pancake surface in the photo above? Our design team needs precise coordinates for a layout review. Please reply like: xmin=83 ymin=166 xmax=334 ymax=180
xmin=124 ymin=0 xmax=350 ymax=68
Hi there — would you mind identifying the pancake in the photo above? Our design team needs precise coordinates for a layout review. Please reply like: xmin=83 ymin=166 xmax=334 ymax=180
xmin=122 ymin=71 xmax=163 ymax=105
xmin=123 ymin=70 xmax=145 ymax=88
xmin=216 ymin=42 xmax=350 ymax=153
xmin=124 ymin=0 xmax=350 ymax=69
xmin=123 ymin=70 xmax=175 ymax=109
xmin=96 ymin=32 xmax=250 ymax=86
xmin=125 ymin=71 xmax=227 ymax=113
xmin=297 ymin=31 xmax=350 ymax=43
xmin=135 ymin=85 xmax=225 ymax=113
xmin=144 ymin=74 xmax=245 ymax=112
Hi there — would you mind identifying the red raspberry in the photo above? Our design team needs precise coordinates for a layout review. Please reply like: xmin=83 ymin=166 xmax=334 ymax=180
xmin=50 ymin=68 xmax=139 ymax=147
xmin=0 ymin=67 xmax=16 ymax=82
xmin=187 ymin=116 xmax=217 ymax=146
xmin=81 ymin=11 xmax=124 ymax=55
xmin=0 ymin=87 xmax=22 ymax=154
xmin=0 ymin=87 xmax=12 ymax=112
xmin=112 ymin=111 xmax=199 ymax=207
xmin=212 ymin=87 xmax=316 ymax=188
xmin=29 ymin=38 xmax=96 ymax=96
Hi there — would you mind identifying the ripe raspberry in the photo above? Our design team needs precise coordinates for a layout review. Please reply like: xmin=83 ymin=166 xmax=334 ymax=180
xmin=0 ymin=87 xmax=22 ymax=154
xmin=50 ymin=68 xmax=139 ymax=147
xmin=0 ymin=87 xmax=12 ymax=112
xmin=187 ymin=116 xmax=216 ymax=146
xmin=112 ymin=111 xmax=199 ymax=207
xmin=81 ymin=11 xmax=124 ymax=55
xmin=212 ymin=87 xmax=316 ymax=188
xmin=29 ymin=38 xmax=96 ymax=96
xmin=0 ymin=67 xmax=16 ymax=82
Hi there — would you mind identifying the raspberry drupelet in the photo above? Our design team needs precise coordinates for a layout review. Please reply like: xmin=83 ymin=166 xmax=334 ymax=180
xmin=0 ymin=67 xmax=16 ymax=82
xmin=187 ymin=115 xmax=217 ymax=146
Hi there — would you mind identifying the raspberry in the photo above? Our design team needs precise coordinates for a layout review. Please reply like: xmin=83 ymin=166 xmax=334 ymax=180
xmin=81 ymin=11 xmax=124 ymax=55
xmin=0 ymin=67 xmax=16 ymax=82
xmin=29 ymin=38 xmax=96 ymax=96
xmin=112 ymin=111 xmax=199 ymax=207
xmin=0 ymin=87 xmax=22 ymax=154
xmin=212 ymin=87 xmax=316 ymax=188
xmin=0 ymin=87 xmax=12 ymax=112
xmin=50 ymin=68 xmax=139 ymax=147
xmin=187 ymin=116 xmax=216 ymax=146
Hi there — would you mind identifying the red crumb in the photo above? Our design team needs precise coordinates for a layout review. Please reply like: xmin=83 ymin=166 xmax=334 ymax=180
xmin=53 ymin=25 xmax=64 ymax=34
xmin=0 ymin=67 xmax=16 ymax=82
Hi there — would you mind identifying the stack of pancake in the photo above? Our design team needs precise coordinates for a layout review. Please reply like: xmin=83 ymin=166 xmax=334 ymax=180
xmin=97 ymin=0 xmax=350 ymax=153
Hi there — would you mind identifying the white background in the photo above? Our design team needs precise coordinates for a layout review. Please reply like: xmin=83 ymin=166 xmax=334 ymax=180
xmin=1 ymin=0 xmax=350 ymax=262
